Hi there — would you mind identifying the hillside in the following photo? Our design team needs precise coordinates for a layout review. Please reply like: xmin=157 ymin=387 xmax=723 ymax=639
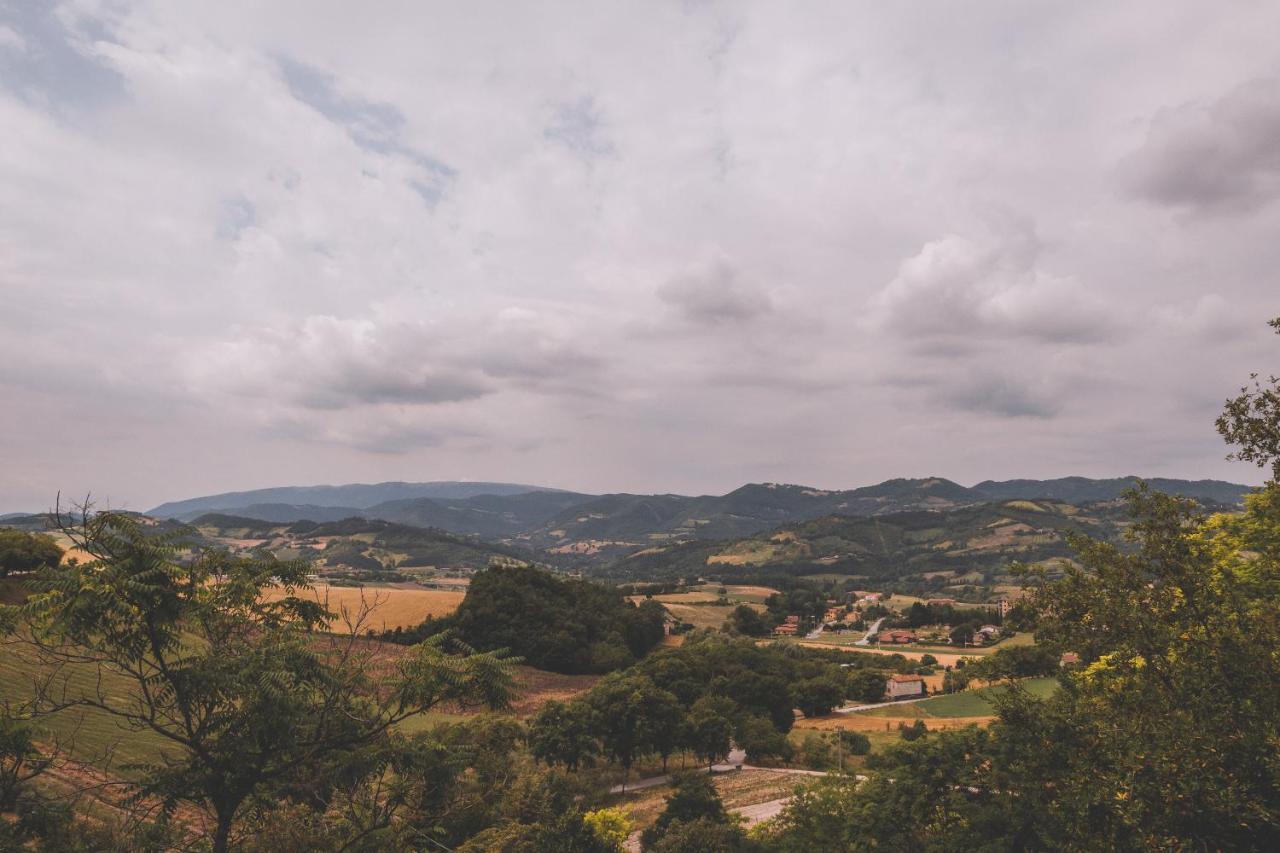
xmin=190 ymin=514 xmax=533 ymax=575
xmin=602 ymin=498 xmax=1136 ymax=589
xmin=148 ymin=480 xmax=572 ymax=519
xmin=142 ymin=476 xmax=1255 ymax=569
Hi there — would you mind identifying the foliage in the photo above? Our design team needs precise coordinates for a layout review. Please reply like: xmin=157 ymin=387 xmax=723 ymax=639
xmin=723 ymin=604 xmax=770 ymax=637
xmin=685 ymin=696 xmax=734 ymax=769
xmin=3 ymin=510 xmax=516 ymax=853
xmin=450 ymin=565 xmax=667 ymax=673
xmin=583 ymin=806 xmax=632 ymax=850
xmin=640 ymin=771 xmax=732 ymax=849
xmin=792 ymin=675 xmax=844 ymax=718
xmin=734 ymin=714 xmax=794 ymax=764
xmin=528 ymin=699 xmax=600 ymax=771
xmin=0 ymin=530 xmax=63 ymax=577
xmin=1216 ymin=316 xmax=1280 ymax=480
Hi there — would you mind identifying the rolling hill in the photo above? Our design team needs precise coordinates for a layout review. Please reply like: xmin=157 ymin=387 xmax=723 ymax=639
xmin=138 ymin=476 xmax=1255 ymax=570
xmin=602 ymin=498 xmax=1139 ymax=587
xmin=148 ymin=480 xmax=574 ymax=519
xmin=190 ymin=514 xmax=533 ymax=574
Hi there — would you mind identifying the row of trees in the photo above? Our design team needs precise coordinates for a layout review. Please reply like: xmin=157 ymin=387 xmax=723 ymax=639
xmin=525 ymin=634 xmax=895 ymax=788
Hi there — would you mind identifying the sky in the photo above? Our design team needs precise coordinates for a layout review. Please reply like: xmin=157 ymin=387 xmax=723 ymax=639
xmin=2 ymin=0 xmax=1279 ymax=512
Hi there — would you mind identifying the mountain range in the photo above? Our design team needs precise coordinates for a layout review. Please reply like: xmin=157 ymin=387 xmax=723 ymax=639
xmin=142 ymin=476 xmax=1253 ymax=564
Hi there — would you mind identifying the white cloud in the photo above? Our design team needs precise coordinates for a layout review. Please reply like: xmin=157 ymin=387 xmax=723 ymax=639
xmin=871 ymin=230 xmax=1116 ymax=347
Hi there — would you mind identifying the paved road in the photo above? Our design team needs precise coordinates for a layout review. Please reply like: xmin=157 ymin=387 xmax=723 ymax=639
xmin=609 ymin=749 xmax=749 ymax=794
xmin=835 ymin=693 xmax=933 ymax=714
xmin=855 ymin=616 xmax=886 ymax=645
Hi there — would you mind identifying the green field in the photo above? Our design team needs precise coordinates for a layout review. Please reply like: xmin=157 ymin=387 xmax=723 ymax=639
xmin=0 ymin=649 xmax=171 ymax=776
xmin=799 ymin=631 xmax=1034 ymax=655
xmin=856 ymin=677 xmax=1058 ymax=718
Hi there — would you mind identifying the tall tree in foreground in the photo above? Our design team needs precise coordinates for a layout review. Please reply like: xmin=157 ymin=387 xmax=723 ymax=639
xmin=2 ymin=509 xmax=516 ymax=853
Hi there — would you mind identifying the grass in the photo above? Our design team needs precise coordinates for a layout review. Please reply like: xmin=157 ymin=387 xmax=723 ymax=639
xmin=855 ymin=677 xmax=1058 ymax=719
xmin=0 ymin=646 xmax=170 ymax=776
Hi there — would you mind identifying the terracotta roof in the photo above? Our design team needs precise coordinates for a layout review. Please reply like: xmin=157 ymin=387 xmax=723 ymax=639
xmin=889 ymin=674 xmax=925 ymax=683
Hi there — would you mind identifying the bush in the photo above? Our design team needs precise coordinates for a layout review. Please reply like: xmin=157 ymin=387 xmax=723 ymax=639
xmin=898 ymin=719 xmax=928 ymax=741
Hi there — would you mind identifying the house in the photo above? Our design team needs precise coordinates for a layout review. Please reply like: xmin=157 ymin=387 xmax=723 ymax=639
xmin=886 ymin=674 xmax=927 ymax=699
xmin=773 ymin=623 xmax=799 ymax=636
xmin=1060 ymin=652 xmax=1080 ymax=667
xmin=978 ymin=625 xmax=1000 ymax=638
xmin=997 ymin=598 xmax=1012 ymax=618
xmin=662 ymin=617 xmax=679 ymax=636
xmin=878 ymin=629 xmax=918 ymax=644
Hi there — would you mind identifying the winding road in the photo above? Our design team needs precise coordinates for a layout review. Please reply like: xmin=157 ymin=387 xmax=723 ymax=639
xmin=855 ymin=616 xmax=886 ymax=645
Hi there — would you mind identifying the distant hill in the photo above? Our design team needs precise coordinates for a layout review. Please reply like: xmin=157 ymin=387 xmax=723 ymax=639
xmin=974 ymin=476 xmax=1250 ymax=505
xmin=605 ymin=498 xmax=1136 ymax=585
xmin=190 ymin=514 xmax=532 ymax=572
xmin=145 ymin=475 xmax=1254 ymax=565
xmin=149 ymin=481 xmax=574 ymax=519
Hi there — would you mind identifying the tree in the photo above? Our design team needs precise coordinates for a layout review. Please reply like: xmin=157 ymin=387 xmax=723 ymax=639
xmin=836 ymin=729 xmax=871 ymax=756
xmin=637 ymin=684 xmax=684 ymax=772
xmin=734 ymin=714 xmax=793 ymax=764
xmin=0 ymin=530 xmax=63 ymax=577
xmin=966 ymin=643 xmax=1056 ymax=681
xmin=583 ymin=807 xmax=633 ymax=850
xmin=1216 ymin=316 xmax=1280 ymax=480
xmin=648 ymin=818 xmax=758 ymax=853
xmin=919 ymin=653 xmax=937 ymax=666
xmin=793 ymin=675 xmax=844 ymax=718
xmin=5 ymin=510 xmax=516 ymax=853
xmin=845 ymin=668 xmax=886 ymax=703
xmin=587 ymin=673 xmax=669 ymax=790
xmin=685 ymin=696 xmax=735 ymax=770
xmin=640 ymin=771 xmax=732 ymax=849
xmin=528 ymin=699 xmax=599 ymax=771
xmin=0 ymin=714 xmax=51 ymax=811
xmin=897 ymin=719 xmax=928 ymax=741
xmin=723 ymin=604 xmax=768 ymax=637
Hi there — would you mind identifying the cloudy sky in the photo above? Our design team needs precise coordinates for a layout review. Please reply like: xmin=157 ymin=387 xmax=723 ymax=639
xmin=2 ymin=1 xmax=1279 ymax=512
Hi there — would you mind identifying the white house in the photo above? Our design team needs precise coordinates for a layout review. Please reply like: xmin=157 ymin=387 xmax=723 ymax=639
xmin=886 ymin=674 xmax=926 ymax=699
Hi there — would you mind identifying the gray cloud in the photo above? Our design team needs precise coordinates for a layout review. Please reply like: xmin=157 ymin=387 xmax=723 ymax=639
xmin=1123 ymin=77 xmax=1280 ymax=214
xmin=942 ymin=373 xmax=1059 ymax=419
xmin=657 ymin=259 xmax=772 ymax=325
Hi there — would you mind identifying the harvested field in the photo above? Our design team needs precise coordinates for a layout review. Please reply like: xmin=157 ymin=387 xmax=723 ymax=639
xmin=662 ymin=601 xmax=765 ymax=631
xmin=796 ymin=714 xmax=995 ymax=732
xmin=261 ymin=584 xmax=464 ymax=631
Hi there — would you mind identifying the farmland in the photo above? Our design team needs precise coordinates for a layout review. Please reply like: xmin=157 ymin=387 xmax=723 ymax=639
xmin=259 ymin=583 xmax=464 ymax=630
xmin=854 ymin=677 xmax=1059 ymax=719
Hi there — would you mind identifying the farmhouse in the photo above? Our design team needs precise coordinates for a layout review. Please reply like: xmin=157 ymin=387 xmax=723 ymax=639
xmin=773 ymin=623 xmax=799 ymax=636
xmin=878 ymin=629 xmax=918 ymax=644
xmin=886 ymin=674 xmax=927 ymax=699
